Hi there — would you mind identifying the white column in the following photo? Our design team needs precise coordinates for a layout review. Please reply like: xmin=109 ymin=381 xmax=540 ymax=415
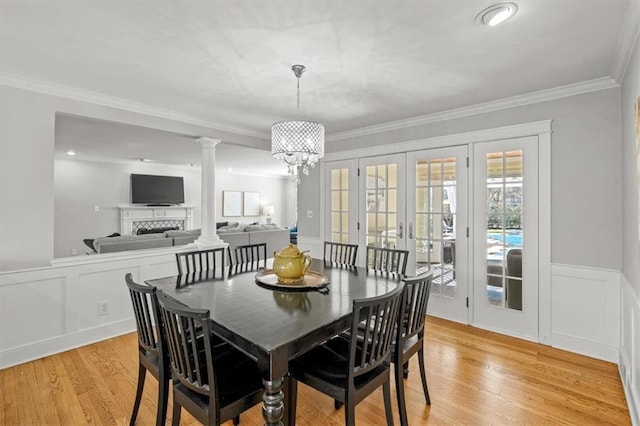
xmin=194 ymin=137 xmax=225 ymax=247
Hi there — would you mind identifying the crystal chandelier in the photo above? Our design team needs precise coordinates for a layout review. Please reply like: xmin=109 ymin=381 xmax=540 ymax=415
xmin=272 ymin=65 xmax=325 ymax=182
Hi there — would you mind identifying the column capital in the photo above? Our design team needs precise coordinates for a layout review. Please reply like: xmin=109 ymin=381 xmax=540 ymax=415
xmin=196 ymin=137 xmax=222 ymax=149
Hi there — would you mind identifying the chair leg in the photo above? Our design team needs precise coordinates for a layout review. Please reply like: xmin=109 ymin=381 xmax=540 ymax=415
xmin=334 ymin=399 xmax=344 ymax=409
xmin=232 ymin=415 xmax=240 ymax=425
xmin=403 ymin=361 xmax=409 ymax=379
xmin=383 ymin=380 xmax=394 ymax=426
xmin=171 ymin=399 xmax=181 ymax=426
xmin=130 ymin=363 xmax=147 ymax=425
xmin=395 ymin=360 xmax=408 ymax=426
xmin=156 ymin=371 xmax=169 ymax=426
xmin=417 ymin=348 xmax=431 ymax=405
xmin=345 ymin=395 xmax=355 ymax=426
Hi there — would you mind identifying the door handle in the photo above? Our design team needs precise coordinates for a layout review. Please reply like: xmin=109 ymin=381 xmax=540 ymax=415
xmin=398 ymin=222 xmax=403 ymax=239
xmin=409 ymin=223 xmax=413 ymax=240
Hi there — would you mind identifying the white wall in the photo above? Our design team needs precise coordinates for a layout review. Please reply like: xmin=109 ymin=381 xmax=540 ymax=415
xmin=0 ymin=249 xmax=181 ymax=369
xmin=54 ymin=160 xmax=294 ymax=259
xmin=0 ymin=84 xmax=271 ymax=272
xmin=620 ymin=27 xmax=640 ymax=426
xmin=214 ymin=171 xmax=295 ymax=228
xmin=54 ymin=158 xmax=203 ymax=258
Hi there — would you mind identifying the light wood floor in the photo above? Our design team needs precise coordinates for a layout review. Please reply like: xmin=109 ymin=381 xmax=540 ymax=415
xmin=0 ymin=316 xmax=631 ymax=425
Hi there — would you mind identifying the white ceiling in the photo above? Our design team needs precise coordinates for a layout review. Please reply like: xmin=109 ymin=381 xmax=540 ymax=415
xmin=0 ymin=0 xmax=633 ymax=170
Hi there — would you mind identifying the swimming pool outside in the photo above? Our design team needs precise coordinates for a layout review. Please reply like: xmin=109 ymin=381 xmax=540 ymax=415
xmin=487 ymin=230 xmax=522 ymax=247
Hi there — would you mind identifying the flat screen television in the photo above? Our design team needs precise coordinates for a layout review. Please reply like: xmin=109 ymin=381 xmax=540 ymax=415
xmin=131 ymin=174 xmax=184 ymax=205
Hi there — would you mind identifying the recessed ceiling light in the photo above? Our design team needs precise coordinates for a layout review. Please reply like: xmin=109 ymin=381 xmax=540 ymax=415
xmin=476 ymin=2 xmax=518 ymax=26
xmin=138 ymin=158 xmax=153 ymax=162
xmin=66 ymin=150 xmax=76 ymax=156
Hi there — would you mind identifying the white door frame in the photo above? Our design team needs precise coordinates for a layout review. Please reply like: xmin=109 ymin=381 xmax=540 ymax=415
xmin=320 ymin=120 xmax=551 ymax=343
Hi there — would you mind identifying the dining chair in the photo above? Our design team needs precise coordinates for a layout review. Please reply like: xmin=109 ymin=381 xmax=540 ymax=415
xmin=288 ymin=282 xmax=405 ymax=426
xmin=156 ymin=291 xmax=264 ymax=426
xmin=227 ymin=243 xmax=267 ymax=275
xmin=323 ymin=241 xmax=359 ymax=267
xmin=366 ymin=245 xmax=409 ymax=276
xmin=125 ymin=273 xmax=169 ymax=426
xmin=175 ymin=247 xmax=225 ymax=278
xmin=393 ymin=270 xmax=434 ymax=426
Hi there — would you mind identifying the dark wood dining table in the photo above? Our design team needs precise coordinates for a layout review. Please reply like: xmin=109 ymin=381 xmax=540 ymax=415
xmin=146 ymin=258 xmax=401 ymax=426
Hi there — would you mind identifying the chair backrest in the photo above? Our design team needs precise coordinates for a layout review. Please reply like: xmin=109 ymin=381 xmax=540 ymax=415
xmin=398 ymin=270 xmax=433 ymax=343
xmin=227 ymin=243 xmax=267 ymax=275
xmin=323 ymin=241 xmax=358 ymax=267
xmin=365 ymin=246 xmax=409 ymax=276
xmin=156 ymin=291 xmax=217 ymax=399
xmin=347 ymin=282 xmax=404 ymax=382
xmin=176 ymin=248 xmax=225 ymax=278
xmin=125 ymin=273 xmax=163 ymax=358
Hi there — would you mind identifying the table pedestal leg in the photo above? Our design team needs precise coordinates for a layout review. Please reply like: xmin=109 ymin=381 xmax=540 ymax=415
xmin=262 ymin=377 xmax=284 ymax=426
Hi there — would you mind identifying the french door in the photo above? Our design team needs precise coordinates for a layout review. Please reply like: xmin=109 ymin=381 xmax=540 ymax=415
xmin=407 ymin=146 xmax=469 ymax=323
xmin=357 ymin=154 xmax=407 ymax=266
xmin=324 ymin=136 xmax=541 ymax=338
xmin=325 ymin=159 xmax=358 ymax=245
xmin=472 ymin=137 xmax=539 ymax=340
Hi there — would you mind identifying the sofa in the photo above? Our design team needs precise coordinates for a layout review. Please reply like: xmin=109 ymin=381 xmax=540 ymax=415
xmin=92 ymin=223 xmax=290 ymax=254
xmin=168 ymin=223 xmax=290 ymax=254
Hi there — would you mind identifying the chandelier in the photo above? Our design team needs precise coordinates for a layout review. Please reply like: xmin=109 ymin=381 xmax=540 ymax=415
xmin=271 ymin=65 xmax=325 ymax=182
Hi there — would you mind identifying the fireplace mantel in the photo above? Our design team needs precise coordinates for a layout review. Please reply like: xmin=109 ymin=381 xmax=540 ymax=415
xmin=119 ymin=206 xmax=194 ymax=235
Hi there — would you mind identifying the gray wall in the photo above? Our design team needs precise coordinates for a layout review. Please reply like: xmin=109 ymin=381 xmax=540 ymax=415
xmin=621 ymin=36 xmax=640 ymax=297
xmin=300 ymin=88 xmax=622 ymax=270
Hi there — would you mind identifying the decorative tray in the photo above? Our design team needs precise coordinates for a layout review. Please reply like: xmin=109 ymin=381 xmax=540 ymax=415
xmin=255 ymin=269 xmax=330 ymax=293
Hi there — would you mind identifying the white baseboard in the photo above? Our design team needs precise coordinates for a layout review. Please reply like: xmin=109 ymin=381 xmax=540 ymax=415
xmin=0 ymin=318 xmax=135 ymax=369
xmin=549 ymin=264 xmax=621 ymax=362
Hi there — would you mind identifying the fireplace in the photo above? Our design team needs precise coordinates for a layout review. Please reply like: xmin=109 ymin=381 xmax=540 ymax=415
xmin=119 ymin=206 xmax=194 ymax=235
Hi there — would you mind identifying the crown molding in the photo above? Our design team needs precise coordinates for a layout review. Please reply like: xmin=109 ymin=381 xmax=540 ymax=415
xmin=0 ymin=72 xmax=270 ymax=140
xmin=323 ymin=120 xmax=552 ymax=162
xmin=611 ymin=0 xmax=640 ymax=83
xmin=327 ymin=77 xmax=618 ymax=142
xmin=1 ymin=71 xmax=619 ymax=146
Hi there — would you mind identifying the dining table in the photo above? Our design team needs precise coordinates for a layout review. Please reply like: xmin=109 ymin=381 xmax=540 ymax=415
xmin=146 ymin=258 xmax=402 ymax=426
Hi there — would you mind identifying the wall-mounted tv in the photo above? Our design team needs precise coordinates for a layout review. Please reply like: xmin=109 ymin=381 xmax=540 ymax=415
xmin=131 ymin=174 xmax=185 ymax=205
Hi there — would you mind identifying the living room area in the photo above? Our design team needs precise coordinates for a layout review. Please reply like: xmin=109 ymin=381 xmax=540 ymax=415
xmin=54 ymin=114 xmax=296 ymax=259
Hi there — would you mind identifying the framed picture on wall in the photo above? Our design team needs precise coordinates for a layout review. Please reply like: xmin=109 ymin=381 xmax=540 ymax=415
xmin=223 ymin=191 xmax=242 ymax=217
xmin=243 ymin=192 xmax=260 ymax=216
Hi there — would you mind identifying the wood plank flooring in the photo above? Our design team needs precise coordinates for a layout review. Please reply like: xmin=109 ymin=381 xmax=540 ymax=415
xmin=0 ymin=316 xmax=631 ymax=425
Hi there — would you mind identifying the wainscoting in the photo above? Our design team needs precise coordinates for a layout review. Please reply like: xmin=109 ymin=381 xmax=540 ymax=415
xmin=0 ymin=249 xmax=180 ymax=369
xmin=549 ymin=264 xmax=621 ymax=362
xmin=620 ymin=275 xmax=640 ymax=425
xmin=1 ymin=241 xmax=635 ymax=423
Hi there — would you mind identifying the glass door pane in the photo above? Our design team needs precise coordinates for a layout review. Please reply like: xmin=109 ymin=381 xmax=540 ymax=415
xmin=359 ymin=154 xmax=406 ymax=266
xmin=485 ymin=150 xmax=524 ymax=310
xmin=325 ymin=160 xmax=358 ymax=247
